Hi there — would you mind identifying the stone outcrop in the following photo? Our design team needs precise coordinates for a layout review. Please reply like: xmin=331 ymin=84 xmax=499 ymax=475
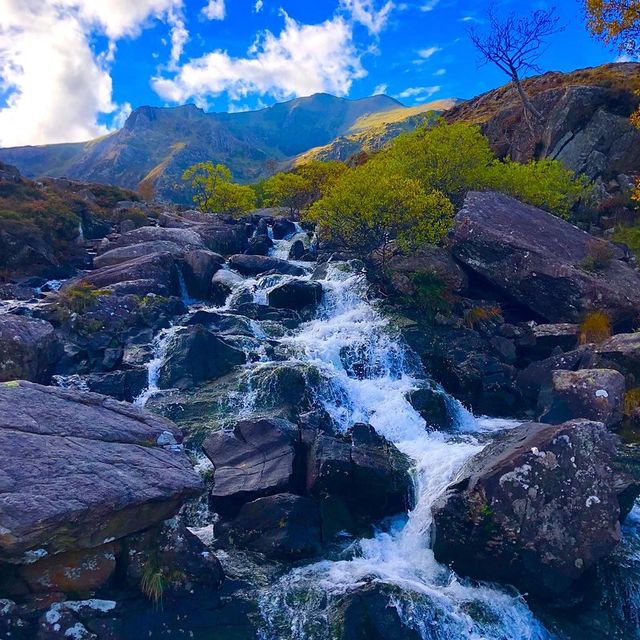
xmin=0 ymin=315 xmax=63 ymax=383
xmin=450 ymin=191 xmax=640 ymax=326
xmin=538 ymin=369 xmax=626 ymax=428
xmin=431 ymin=419 xmax=640 ymax=599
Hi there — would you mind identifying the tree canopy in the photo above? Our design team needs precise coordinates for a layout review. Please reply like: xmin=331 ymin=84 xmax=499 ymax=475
xmin=584 ymin=0 xmax=640 ymax=56
xmin=182 ymin=162 xmax=255 ymax=217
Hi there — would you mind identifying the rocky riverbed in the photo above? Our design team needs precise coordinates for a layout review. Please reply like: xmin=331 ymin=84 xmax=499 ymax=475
xmin=1 ymin=189 xmax=639 ymax=639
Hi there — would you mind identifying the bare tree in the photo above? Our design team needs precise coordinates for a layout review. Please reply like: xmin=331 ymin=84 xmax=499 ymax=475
xmin=469 ymin=8 xmax=564 ymax=128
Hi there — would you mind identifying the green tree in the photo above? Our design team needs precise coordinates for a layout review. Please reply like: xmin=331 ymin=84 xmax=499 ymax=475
xmin=385 ymin=121 xmax=495 ymax=202
xmin=262 ymin=172 xmax=311 ymax=215
xmin=295 ymin=161 xmax=347 ymax=202
xmin=306 ymin=161 xmax=454 ymax=269
xmin=486 ymin=158 xmax=592 ymax=219
xmin=182 ymin=161 xmax=255 ymax=216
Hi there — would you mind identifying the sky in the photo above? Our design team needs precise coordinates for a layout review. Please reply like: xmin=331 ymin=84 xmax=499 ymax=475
xmin=0 ymin=0 xmax=631 ymax=148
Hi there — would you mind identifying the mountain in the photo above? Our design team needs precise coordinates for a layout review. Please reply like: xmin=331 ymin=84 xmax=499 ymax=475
xmin=0 ymin=93 xmax=450 ymax=203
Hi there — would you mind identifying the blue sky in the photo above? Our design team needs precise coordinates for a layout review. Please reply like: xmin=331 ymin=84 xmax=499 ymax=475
xmin=0 ymin=0 xmax=628 ymax=147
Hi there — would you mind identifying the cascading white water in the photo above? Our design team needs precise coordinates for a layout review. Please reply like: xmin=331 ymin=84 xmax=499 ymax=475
xmin=256 ymin=263 xmax=554 ymax=640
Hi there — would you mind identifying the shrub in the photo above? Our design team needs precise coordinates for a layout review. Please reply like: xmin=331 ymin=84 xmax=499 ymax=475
xmin=612 ymin=224 xmax=640 ymax=260
xmin=486 ymin=157 xmax=592 ymax=219
xmin=410 ymin=272 xmax=454 ymax=320
xmin=306 ymin=160 xmax=455 ymax=269
xmin=463 ymin=305 xmax=502 ymax=329
xmin=624 ymin=387 xmax=640 ymax=417
xmin=578 ymin=311 xmax=612 ymax=344
xmin=580 ymin=239 xmax=616 ymax=271
xmin=61 ymin=282 xmax=110 ymax=313
xmin=262 ymin=172 xmax=311 ymax=215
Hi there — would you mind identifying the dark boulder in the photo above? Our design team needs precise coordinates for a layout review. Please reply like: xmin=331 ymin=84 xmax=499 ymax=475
xmin=431 ymin=419 xmax=639 ymax=599
xmin=229 ymin=254 xmax=306 ymax=277
xmin=224 ymin=493 xmax=322 ymax=560
xmin=179 ymin=249 xmax=225 ymax=299
xmin=102 ymin=226 xmax=204 ymax=253
xmin=245 ymin=235 xmax=273 ymax=256
xmin=538 ymin=368 xmax=626 ymax=428
xmin=158 ymin=325 xmax=246 ymax=390
xmin=80 ymin=369 xmax=149 ymax=403
xmin=0 ymin=381 xmax=202 ymax=563
xmin=450 ymin=191 xmax=640 ymax=326
xmin=267 ymin=279 xmax=322 ymax=310
xmin=335 ymin=583 xmax=422 ymax=640
xmin=203 ymin=417 xmax=301 ymax=515
xmin=210 ymin=268 xmax=243 ymax=305
xmin=288 ymin=239 xmax=306 ymax=260
xmin=197 ymin=221 xmax=249 ymax=255
xmin=306 ymin=423 xmax=412 ymax=526
xmin=71 ymin=252 xmax=180 ymax=297
xmin=93 ymin=241 xmax=185 ymax=268
xmin=272 ymin=217 xmax=296 ymax=240
xmin=594 ymin=332 xmax=640 ymax=383
xmin=408 ymin=386 xmax=455 ymax=430
xmin=0 ymin=315 xmax=63 ymax=383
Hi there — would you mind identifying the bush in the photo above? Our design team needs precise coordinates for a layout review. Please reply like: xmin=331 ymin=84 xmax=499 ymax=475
xmin=61 ymin=282 xmax=110 ymax=313
xmin=486 ymin=158 xmax=591 ymax=219
xmin=306 ymin=159 xmax=454 ymax=269
xmin=580 ymin=239 xmax=617 ymax=271
xmin=410 ymin=272 xmax=454 ymax=320
xmin=262 ymin=172 xmax=311 ymax=215
xmin=612 ymin=224 xmax=640 ymax=260
xmin=624 ymin=388 xmax=640 ymax=417
xmin=578 ymin=311 xmax=612 ymax=345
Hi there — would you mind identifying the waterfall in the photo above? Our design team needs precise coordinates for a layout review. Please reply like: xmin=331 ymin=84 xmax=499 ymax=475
xmin=254 ymin=263 xmax=554 ymax=639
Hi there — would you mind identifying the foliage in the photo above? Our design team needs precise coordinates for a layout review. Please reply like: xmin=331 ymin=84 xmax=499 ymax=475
xmin=584 ymin=0 xmax=640 ymax=57
xmin=463 ymin=305 xmax=502 ymax=329
xmin=612 ymin=224 xmax=640 ymax=259
xmin=385 ymin=121 xmax=496 ymax=201
xmin=624 ymin=387 xmax=640 ymax=416
xmin=486 ymin=158 xmax=592 ymax=219
xmin=182 ymin=161 xmax=255 ymax=216
xmin=580 ymin=239 xmax=617 ymax=271
xmin=579 ymin=311 xmax=612 ymax=344
xmin=262 ymin=171 xmax=311 ymax=215
xmin=141 ymin=563 xmax=167 ymax=605
xmin=306 ymin=159 xmax=454 ymax=268
xmin=295 ymin=161 xmax=347 ymax=202
xmin=60 ymin=282 xmax=110 ymax=313
xmin=383 ymin=121 xmax=589 ymax=215
xmin=410 ymin=272 xmax=454 ymax=319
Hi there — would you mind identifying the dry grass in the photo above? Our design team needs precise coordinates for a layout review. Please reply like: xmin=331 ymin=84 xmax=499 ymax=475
xmin=578 ymin=311 xmax=612 ymax=345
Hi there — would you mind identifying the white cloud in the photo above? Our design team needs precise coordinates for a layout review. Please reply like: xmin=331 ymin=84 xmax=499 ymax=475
xmin=152 ymin=13 xmax=366 ymax=106
xmin=615 ymin=54 xmax=636 ymax=62
xmin=397 ymin=85 xmax=440 ymax=100
xmin=433 ymin=67 xmax=446 ymax=76
xmin=0 ymin=0 xmax=182 ymax=147
xmin=167 ymin=9 xmax=189 ymax=66
xmin=254 ymin=0 xmax=264 ymax=12
xmin=202 ymin=0 xmax=225 ymax=21
xmin=373 ymin=83 xmax=388 ymax=95
xmin=417 ymin=46 xmax=441 ymax=59
xmin=340 ymin=0 xmax=395 ymax=35
xmin=421 ymin=0 xmax=440 ymax=11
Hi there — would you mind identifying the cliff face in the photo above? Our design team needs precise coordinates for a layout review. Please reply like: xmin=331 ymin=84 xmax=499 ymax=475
xmin=446 ymin=63 xmax=640 ymax=196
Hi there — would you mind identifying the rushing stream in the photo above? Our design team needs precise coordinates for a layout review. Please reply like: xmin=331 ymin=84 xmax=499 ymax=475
xmin=44 ymin=227 xmax=640 ymax=639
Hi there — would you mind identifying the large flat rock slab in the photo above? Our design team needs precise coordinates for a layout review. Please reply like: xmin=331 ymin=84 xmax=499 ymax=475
xmin=0 ymin=381 xmax=202 ymax=562
xmin=450 ymin=191 xmax=640 ymax=325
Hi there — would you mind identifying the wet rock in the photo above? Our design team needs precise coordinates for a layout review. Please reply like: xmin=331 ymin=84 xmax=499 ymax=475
xmin=185 ymin=310 xmax=254 ymax=337
xmin=80 ymin=369 xmax=149 ymax=403
xmin=158 ymin=325 xmax=246 ymax=390
xmin=307 ymin=424 xmax=412 ymax=525
xmin=267 ymin=279 xmax=322 ymax=310
xmin=224 ymin=493 xmax=322 ymax=560
xmin=245 ymin=235 xmax=273 ymax=256
xmin=272 ymin=217 xmax=296 ymax=240
xmin=0 ymin=315 xmax=63 ymax=383
xmin=196 ymin=221 xmax=249 ymax=255
xmin=431 ymin=419 xmax=639 ymax=599
xmin=71 ymin=252 xmax=180 ymax=297
xmin=228 ymin=254 xmax=306 ymax=277
xmin=335 ymin=583 xmax=422 ymax=640
xmin=203 ymin=417 xmax=301 ymax=516
xmin=180 ymin=249 xmax=224 ymax=299
xmin=210 ymin=268 xmax=243 ymax=305
xmin=0 ymin=381 xmax=202 ymax=562
xmin=450 ymin=191 xmax=640 ymax=326
xmin=93 ymin=241 xmax=185 ymax=269
xmin=408 ymin=386 xmax=454 ymax=430
xmin=538 ymin=369 xmax=625 ymax=428
xmin=288 ymin=239 xmax=305 ymax=260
